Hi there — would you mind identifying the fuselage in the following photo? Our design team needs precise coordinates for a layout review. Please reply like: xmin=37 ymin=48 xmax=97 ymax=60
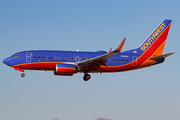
xmin=3 ymin=49 xmax=159 ymax=73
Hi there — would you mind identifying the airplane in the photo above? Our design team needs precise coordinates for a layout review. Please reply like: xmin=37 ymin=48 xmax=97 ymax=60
xmin=3 ymin=19 xmax=175 ymax=81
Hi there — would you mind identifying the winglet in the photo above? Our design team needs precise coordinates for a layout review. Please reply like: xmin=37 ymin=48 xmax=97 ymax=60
xmin=108 ymin=48 xmax=112 ymax=53
xmin=113 ymin=38 xmax=126 ymax=52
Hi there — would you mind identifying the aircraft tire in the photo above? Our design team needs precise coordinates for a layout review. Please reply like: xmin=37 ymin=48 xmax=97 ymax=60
xmin=21 ymin=73 xmax=25 ymax=77
xmin=83 ymin=74 xmax=91 ymax=81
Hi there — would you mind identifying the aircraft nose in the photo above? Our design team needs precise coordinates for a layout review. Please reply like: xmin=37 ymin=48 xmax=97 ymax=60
xmin=3 ymin=57 xmax=12 ymax=66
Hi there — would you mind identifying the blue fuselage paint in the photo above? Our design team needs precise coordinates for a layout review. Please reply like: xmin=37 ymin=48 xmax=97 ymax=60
xmin=3 ymin=50 xmax=142 ymax=68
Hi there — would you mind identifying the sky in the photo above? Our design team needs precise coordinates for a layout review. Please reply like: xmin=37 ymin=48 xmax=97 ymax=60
xmin=0 ymin=0 xmax=179 ymax=120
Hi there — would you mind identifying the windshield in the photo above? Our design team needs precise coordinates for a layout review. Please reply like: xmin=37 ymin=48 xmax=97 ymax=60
xmin=11 ymin=55 xmax=19 ymax=58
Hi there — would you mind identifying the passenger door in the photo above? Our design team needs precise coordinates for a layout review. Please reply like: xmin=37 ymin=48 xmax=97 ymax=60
xmin=26 ymin=52 xmax=31 ymax=62
xmin=132 ymin=56 xmax=137 ymax=66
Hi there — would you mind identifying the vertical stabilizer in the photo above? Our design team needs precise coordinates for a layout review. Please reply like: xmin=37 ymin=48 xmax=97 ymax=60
xmin=138 ymin=19 xmax=172 ymax=56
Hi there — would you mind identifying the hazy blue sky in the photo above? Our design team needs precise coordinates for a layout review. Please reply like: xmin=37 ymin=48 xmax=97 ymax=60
xmin=0 ymin=0 xmax=179 ymax=120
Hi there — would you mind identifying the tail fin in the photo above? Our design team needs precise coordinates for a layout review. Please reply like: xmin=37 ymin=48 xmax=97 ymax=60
xmin=138 ymin=19 xmax=172 ymax=56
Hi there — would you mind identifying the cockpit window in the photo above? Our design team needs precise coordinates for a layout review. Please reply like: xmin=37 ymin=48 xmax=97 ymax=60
xmin=11 ymin=55 xmax=19 ymax=58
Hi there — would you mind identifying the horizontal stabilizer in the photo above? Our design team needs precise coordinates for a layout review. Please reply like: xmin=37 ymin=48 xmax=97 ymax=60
xmin=149 ymin=52 xmax=175 ymax=60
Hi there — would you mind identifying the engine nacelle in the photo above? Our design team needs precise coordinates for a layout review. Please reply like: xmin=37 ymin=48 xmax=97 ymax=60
xmin=54 ymin=63 xmax=77 ymax=76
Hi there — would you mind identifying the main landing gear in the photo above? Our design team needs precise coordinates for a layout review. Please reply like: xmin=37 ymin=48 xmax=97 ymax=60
xmin=83 ymin=72 xmax=91 ymax=81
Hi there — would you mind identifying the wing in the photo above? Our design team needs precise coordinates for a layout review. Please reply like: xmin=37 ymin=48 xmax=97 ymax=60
xmin=76 ymin=38 xmax=126 ymax=71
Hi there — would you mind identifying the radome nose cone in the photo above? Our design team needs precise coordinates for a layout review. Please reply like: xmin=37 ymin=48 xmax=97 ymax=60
xmin=3 ymin=58 xmax=7 ymax=65
xmin=3 ymin=58 xmax=11 ymax=66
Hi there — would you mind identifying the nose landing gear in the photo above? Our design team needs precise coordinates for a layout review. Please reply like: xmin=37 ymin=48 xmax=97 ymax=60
xmin=21 ymin=73 xmax=25 ymax=77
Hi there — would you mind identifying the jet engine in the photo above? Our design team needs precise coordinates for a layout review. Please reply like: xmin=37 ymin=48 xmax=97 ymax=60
xmin=54 ymin=63 xmax=77 ymax=76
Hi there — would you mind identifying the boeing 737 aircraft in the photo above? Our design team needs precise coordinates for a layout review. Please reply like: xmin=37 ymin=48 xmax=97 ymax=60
xmin=3 ymin=19 xmax=174 ymax=81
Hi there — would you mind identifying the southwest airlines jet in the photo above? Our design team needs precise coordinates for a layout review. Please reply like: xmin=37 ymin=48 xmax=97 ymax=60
xmin=3 ymin=20 xmax=174 ymax=81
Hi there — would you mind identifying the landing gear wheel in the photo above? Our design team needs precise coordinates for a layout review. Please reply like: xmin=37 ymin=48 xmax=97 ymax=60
xmin=83 ymin=74 xmax=91 ymax=81
xmin=21 ymin=73 xmax=25 ymax=77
